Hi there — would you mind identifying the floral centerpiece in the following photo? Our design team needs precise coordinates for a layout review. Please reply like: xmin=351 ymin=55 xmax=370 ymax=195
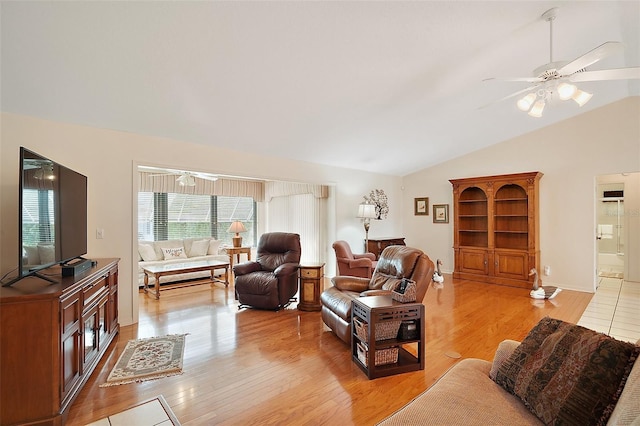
xmin=363 ymin=189 xmax=389 ymax=220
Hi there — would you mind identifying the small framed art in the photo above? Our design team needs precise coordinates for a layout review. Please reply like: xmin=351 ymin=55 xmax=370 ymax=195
xmin=433 ymin=204 xmax=449 ymax=223
xmin=414 ymin=197 xmax=429 ymax=216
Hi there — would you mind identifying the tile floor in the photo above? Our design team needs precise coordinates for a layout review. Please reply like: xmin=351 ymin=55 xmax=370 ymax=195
xmin=86 ymin=396 xmax=180 ymax=426
xmin=577 ymin=277 xmax=640 ymax=343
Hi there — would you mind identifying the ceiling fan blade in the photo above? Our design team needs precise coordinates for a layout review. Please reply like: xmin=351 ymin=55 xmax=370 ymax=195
xmin=483 ymin=77 xmax=544 ymax=83
xmin=478 ymin=84 xmax=541 ymax=110
xmin=569 ymin=67 xmax=640 ymax=82
xmin=558 ymin=42 xmax=624 ymax=76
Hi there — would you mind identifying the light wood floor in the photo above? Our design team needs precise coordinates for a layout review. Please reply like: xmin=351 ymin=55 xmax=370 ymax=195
xmin=66 ymin=275 xmax=592 ymax=425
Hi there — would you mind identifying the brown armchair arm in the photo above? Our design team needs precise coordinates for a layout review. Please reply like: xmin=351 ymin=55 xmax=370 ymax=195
xmin=353 ymin=253 xmax=376 ymax=261
xmin=360 ymin=289 xmax=391 ymax=297
xmin=274 ymin=263 xmax=300 ymax=277
xmin=348 ymin=258 xmax=373 ymax=268
xmin=233 ymin=261 xmax=261 ymax=276
xmin=331 ymin=276 xmax=370 ymax=292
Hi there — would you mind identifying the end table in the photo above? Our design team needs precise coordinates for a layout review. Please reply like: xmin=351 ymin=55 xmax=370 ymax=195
xmin=298 ymin=263 xmax=324 ymax=311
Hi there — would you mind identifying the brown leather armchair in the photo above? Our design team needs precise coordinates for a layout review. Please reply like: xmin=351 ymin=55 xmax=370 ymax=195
xmin=332 ymin=240 xmax=377 ymax=278
xmin=320 ymin=245 xmax=435 ymax=344
xmin=233 ymin=232 xmax=301 ymax=310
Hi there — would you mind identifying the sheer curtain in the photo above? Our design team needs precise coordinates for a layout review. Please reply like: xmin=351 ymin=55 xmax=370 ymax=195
xmin=265 ymin=183 xmax=328 ymax=264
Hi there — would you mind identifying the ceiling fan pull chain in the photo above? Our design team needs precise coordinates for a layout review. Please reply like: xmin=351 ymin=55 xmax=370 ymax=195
xmin=549 ymin=12 xmax=554 ymax=63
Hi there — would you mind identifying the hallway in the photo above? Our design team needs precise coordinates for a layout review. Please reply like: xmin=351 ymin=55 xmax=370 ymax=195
xmin=578 ymin=277 xmax=640 ymax=343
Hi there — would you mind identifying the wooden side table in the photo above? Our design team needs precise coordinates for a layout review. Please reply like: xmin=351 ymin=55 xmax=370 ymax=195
xmin=351 ymin=295 xmax=424 ymax=379
xmin=226 ymin=246 xmax=252 ymax=270
xmin=298 ymin=263 xmax=324 ymax=311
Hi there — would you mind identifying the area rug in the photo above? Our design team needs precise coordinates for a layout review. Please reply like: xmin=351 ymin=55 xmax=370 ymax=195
xmin=100 ymin=334 xmax=187 ymax=387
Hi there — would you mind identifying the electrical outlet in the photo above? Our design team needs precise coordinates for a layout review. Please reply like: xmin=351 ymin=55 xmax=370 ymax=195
xmin=544 ymin=265 xmax=551 ymax=276
xmin=96 ymin=228 xmax=104 ymax=239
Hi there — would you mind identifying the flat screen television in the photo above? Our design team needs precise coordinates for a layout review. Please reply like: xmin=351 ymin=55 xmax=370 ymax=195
xmin=4 ymin=147 xmax=88 ymax=286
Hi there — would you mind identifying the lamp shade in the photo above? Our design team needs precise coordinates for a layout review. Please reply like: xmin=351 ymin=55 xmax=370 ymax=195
xmin=572 ymin=89 xmax=593 ymax=107
xmin=227 ymin=221 xmax=247 ymax=234
xmin=528 ymin=100 xmax=545 ymax=118
xmin=357 ymin=203 xmax=377 ymax=219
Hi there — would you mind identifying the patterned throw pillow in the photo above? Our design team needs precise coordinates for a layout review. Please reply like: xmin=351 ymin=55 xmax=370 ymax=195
xmin=494 ymin=317 xmax=640 ymax=426
xmin=161 ymin=247 xmax=187 ymax=260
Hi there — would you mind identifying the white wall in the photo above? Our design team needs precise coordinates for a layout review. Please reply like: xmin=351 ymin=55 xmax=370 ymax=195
xmin=0 ymin=112 xmax=403 ymax=326
xmin=402 ymin=97 xmax=640 ymax=293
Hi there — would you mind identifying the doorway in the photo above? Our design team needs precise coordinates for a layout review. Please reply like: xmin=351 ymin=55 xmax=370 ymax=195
xmin=596 ymin=172 xmax=640 ymax=283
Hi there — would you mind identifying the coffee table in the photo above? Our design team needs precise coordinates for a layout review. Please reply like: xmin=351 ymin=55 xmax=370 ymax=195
xmin=142 ymin=259 xmax=229 ymax=299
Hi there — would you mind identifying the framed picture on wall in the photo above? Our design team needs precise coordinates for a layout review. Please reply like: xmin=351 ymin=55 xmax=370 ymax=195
xmin=414 ymin=197 xmax=429 ymax=216
xmin=433 ymin=204 xmax=449 ymax=223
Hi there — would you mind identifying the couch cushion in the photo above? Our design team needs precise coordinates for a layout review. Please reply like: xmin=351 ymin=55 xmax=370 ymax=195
xmin=378 ymin=359 xmax=541 ymax=425
xmin=138 ymin=243 xmax=158 ymax=261
xmin=189 ymin=239 xmax=210 ymax=257
xmin=494 ymin=317 xmax=640 ymax=426
xmin=607 ymin=343 xmax=640 ymax=426
xmin=208 ymin=239 xmax=222 ymax=255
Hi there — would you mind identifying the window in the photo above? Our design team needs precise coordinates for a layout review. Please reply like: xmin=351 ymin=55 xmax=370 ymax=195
xmin=138 ymin=192 xmax=256 ymax=246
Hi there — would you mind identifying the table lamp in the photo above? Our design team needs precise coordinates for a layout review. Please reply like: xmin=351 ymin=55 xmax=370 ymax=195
xmin=228 ymin=221 xmax=247 ymax=247
xmin=357 ymin=202 xmax=377 ymax=252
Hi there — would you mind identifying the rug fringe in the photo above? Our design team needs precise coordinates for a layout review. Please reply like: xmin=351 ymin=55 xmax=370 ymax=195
xmin=99 ymin=370 xmax=184 ymax=387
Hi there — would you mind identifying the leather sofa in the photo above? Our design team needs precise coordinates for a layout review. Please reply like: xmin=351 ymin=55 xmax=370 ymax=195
xmin=332 ymin=240 xmax=377 ymax=278
xmin=321 ymin=245 xmax=435 ymax=344
xmin=233 ymin=232 xmax=301 ymax=310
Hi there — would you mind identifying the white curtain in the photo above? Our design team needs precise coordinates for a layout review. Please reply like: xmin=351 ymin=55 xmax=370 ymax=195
xmin=265 ymin=182 xmax=328 ymax=264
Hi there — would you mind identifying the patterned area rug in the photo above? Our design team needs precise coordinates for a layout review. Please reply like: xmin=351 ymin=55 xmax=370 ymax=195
xmin=100 ymin=334 xmax=187 ymax=387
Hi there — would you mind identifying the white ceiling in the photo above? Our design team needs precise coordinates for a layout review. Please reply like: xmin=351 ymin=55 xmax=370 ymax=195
xmin=2 ymin=1 xmax=639 ymax=176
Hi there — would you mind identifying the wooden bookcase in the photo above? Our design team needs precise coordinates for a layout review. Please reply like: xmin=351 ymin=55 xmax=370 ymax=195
xmin=450 ymin=172 xmax=542 ymax=288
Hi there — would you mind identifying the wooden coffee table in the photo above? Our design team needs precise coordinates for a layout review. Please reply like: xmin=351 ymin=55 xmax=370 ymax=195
xmin=142 ymin=259 xmax=229 ymax=299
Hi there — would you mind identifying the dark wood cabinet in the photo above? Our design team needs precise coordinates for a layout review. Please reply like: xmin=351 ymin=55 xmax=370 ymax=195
xmin=450 ymin=172 xmax=542 ymax=288
xmin=366 ymin=237 xmax=406 ymax=259
xmin=351 ymin=295 xmax=424 ymax=379
xmin=0 ymin=258 xmax=119 ymax=426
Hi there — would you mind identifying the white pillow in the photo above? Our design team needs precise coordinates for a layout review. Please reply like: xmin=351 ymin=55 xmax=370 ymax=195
xmin=208 ymin=239 xmax=222 ymax=255
xmin=38 ymin=244 xmax=55 ymax=264
xmin=23 ymin=245 xmax=40 ymax=265
xmin=162 ymin=247 xmax=187 ymax=260
xmin=138 ymin=243 xmax=158 ymax=262
xmin=189 ymin=239 xmax=209 ymax=257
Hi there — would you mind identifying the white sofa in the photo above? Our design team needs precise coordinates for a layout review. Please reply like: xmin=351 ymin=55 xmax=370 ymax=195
xmin=137 ymin=237 xmax=229 ymax=287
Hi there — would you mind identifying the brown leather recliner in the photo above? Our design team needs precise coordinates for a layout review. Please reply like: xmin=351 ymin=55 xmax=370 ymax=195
xmin=332 ymin=240 xmax=377 ymax=279
xmin=233 ymin=232 xmax=301 ymax=310
xmin=320 ymin=245 xmax=435 ymax=344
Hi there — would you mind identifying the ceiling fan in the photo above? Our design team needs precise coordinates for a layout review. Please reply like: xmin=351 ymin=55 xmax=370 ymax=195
xmin=145 ymin=168 xmax=219 ymax=187
xmin=486 ymin=7 xmax=640 ymax=117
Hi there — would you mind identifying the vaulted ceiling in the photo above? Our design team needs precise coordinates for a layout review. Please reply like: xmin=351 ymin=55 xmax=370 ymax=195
xmin=2 ymin=1 xmax=639 ymax=176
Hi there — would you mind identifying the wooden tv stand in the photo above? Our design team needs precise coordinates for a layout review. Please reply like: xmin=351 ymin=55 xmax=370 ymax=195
xmin=0 ymin=258 xmax=120 ymax=425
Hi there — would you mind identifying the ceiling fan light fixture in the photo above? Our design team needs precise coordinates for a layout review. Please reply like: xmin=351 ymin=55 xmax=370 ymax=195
xmin=572 ymin=89 xmax=593 ymax=107
xmin=517 ymin=93 xmax=537 ymax=111
xmin=557 ymin=82 xmax=577 ymax=100
xmin=176 ymin=174 xmax=196 ymax=186
xmin=528 ymin=100 xmax=545 ymax=117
